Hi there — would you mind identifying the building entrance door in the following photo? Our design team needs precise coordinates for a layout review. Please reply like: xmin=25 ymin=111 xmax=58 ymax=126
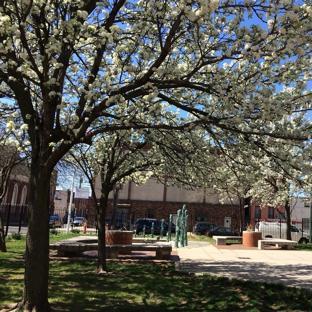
xmin=224 ymin=217 xmax=231 ymax=228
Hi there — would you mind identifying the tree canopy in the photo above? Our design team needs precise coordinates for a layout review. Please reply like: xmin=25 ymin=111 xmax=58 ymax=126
xmin=0 ymin=0 xmax=311 ymax=164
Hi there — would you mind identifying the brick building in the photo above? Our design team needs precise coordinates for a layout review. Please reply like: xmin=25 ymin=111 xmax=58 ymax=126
xmin=0 ymin=158 xmax=57 ymax=228
xmin=0 ymin=159 xmax=30 ymax=228
xmin=89 ymin=177 xmax=243 ymax=231
xmin=53 ymin=178 xmax=243 ymax=231
xmin=249 ymin=198 xmax=310 ymax=228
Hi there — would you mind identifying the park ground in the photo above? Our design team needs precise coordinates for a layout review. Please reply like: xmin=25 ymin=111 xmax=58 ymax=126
xmin=0 ymin=233 xmax=312 ymax=312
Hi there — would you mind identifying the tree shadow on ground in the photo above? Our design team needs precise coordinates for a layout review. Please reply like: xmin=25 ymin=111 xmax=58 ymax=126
xmin=48 ymin=261 xmax=312 ymax=312
xmin=1 ymin=243 xmax=312 ymax=312
xmin=180 ymin=260 xmax=312 ymax=289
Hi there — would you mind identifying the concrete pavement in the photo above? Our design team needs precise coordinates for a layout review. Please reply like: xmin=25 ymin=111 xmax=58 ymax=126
xmin=176 ymin=241 xmax=312 ymax=289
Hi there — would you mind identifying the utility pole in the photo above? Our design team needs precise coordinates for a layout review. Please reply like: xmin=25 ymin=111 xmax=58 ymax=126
xmin=66 ymin=172 xmax=75 ymax=233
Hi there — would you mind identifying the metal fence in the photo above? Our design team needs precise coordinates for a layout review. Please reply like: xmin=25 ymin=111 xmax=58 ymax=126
xmin=0 ymin=204 xmax=28 ymax=236
xmin=255 ymin=218 xmax=310 ymax=242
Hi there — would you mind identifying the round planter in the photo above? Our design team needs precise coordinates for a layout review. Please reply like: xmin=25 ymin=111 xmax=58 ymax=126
xmin=243 ymin=231 xmax=262 ymax=247
xmin=105 ymin=230 xmax=133 ymax=245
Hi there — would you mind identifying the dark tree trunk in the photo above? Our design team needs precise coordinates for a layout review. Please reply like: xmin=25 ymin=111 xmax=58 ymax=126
xmin=285 ymin=199 xmax=292 ymax=240
xmin=20 ymin=158 xmax=51 ymax=311
xmin=0 ymin=212 xmax=6 ymax=252
xmin=97 ymin=191 xmax=109 ymax=273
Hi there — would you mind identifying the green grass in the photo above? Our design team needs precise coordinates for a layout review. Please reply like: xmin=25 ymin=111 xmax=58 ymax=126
xmin=1 ymin=235 xmax=312 ymax=311
xmin=296 ymin=243 xmax=312 ymax=251
xmin=188 ymin=233 xmax=215 ymax=244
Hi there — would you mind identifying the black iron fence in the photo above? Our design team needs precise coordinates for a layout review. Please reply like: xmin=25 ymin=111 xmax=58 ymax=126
xmin=255 ymin=218 xmax=310 ymax=242
xmin=0 ymin=204 xmax=28 ymax=236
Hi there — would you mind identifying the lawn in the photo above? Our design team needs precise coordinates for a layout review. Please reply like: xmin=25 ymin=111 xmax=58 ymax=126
xmin=296 ymin=243 xmax=312 ymax=251
xmin=188 ymin=233 xmax=215 ymax=244
xmin=1 ymin=235 xmax=312 ymax=311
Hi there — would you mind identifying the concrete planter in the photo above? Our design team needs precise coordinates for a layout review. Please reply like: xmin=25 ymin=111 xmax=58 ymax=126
xmin=243 ymin=231 xmax=262 ymax=247
xmin=105 ymin=230 xmax=133 ymax=245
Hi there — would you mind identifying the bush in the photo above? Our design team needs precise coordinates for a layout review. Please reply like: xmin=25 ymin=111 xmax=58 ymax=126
xmin=50 ymin=228 xmax=59 ymax=235
xmin=11 ymin=232 xmax=22 ymax=240
xmin=71 ymin=229 xmax=80 ymax=234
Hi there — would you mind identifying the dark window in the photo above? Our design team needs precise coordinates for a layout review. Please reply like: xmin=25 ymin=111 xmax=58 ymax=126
xmin=275 ymin=209 xmax=285 ymax=220
xmin=268 ymin=207 xmax=274 ymax=219
xmin=255 ymin=206 xmax=261 ymax=219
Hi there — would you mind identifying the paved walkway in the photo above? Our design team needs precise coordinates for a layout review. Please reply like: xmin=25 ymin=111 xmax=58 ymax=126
xmin=176 ymin=241 xmax=312 ymax=289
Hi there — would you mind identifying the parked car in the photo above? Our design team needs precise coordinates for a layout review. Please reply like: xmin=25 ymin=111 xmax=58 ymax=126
xmin=72 ymin=217 xmax=86 ymax=227
xmin=255 ymin=221 xmax=309 ymax=244
xmin=193 ymin=222 xmax=216 ymax=235
xmin=49 ymin=215 xmax=62 ymax=228
xmin=134 ymin=218 xmax=166 ymax=235
xmin=207 ymin=226 xmax=237 ymax=237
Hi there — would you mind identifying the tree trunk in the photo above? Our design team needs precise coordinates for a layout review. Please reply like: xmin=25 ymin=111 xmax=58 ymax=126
xmin=20 ymin=160 xmax=51 ymax=311
xmin=97 ymin=191 xmax=109 ymax=273
xmin=0 ymin=212 xmax=6 ymax=252
xmin=285 ymin=199 xmax=292 ymax=240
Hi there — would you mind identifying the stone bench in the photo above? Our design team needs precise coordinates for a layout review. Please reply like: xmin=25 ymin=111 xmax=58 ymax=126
xmin=50 ymin=241 xmax=172 ymax=260
xmin=213 ymin=236 xmax=242 ymax=246
xmin=258 ymin=239 xmax=298 ymax=250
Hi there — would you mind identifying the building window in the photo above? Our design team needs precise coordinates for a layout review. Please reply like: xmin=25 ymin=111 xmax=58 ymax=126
xmin=20 ymin=185 xmax=27 ymax=205
xmin=255 ymin=206 xmax=261 ymax=220
xmin=276 ymin=210 xmax=285 ymax=220
xmin=11 ymin=184 xmax=19 ymax=206
xmin=268 ymin=207 xmax=274 ymax=219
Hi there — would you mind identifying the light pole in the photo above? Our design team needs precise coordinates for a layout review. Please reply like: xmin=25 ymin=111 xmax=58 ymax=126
xmin=66 ymin=172 xmax=76 ymax=233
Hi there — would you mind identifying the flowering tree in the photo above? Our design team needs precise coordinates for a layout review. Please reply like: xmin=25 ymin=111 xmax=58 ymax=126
xmin=0 ymin=139 xmax=19 ymax=252
xmin=0 ymin=124 xmax=29 ymax=252
xmin=0 ymin=0 xmax=311 ymax=309
xmin=246 ymin=137 xmax=311 ymax=239
xmin=202 ymin=115 xmax=312 ymax=235
xmin=69 ymin=129 xmax=161 ymax=272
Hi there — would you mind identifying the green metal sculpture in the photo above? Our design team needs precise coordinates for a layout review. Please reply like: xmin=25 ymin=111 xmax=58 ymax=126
xmin=175 ymin=205 xmax=188 ymax=248
xmin=160 ymin=219 xmax=164 ymax=238
xmin=151 ymin=221 xmax=154 ymax=238
xmin=175 ymin=209 xmax=181 ymax=248
xmin=167 ymin=214 xmax=173 ymax=242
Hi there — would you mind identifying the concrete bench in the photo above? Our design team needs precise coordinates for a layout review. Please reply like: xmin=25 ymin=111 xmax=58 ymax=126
xmin=50 ymin=241 xmax=172 ymax=259
xmin=213 ymin=236 xmax=242 ymax=245
xmin=258 ymin=239 xmax=298 ymax=250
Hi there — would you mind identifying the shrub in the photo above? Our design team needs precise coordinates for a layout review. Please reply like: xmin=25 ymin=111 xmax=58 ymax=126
xmin=11 ymin=232 xmax=22 ymax=240
xmin=50 ymin=228 xmax=59 ymax=235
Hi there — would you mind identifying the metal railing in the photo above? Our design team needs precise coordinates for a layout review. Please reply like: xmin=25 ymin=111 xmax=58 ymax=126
xmin=255 ymin=218 xmax=310 ymax=242
xmin=0 ymin=204 xmax=28 ymax=236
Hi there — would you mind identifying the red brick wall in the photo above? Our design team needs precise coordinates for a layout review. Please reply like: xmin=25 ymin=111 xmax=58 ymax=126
xmin=3 ymin=179 xmax=29 ymax=205
xmin=250 ymin=202 xmax=286 ymax=226
xmin=78 ymin=198 xmax=242 ymax=231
